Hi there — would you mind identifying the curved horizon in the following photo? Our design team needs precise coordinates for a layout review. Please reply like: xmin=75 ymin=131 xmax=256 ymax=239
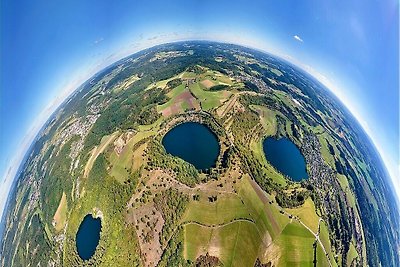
xmin=0 ymin=37 xmax=399 ymax=224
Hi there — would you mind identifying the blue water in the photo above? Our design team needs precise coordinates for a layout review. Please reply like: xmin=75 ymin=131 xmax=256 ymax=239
xmin=263 ymin=137 xmax=308 ymax=181
xmin=76 ymin=214 xmax=102 ymax=260
xmin=162 ymin=122 xmax=220 ymax=170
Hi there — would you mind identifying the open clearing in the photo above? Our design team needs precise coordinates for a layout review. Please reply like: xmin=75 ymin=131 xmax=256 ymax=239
xmin=84 ymin=132 xmax=118 ymax=178
xmin=285 ymin=198 xmax=320 ymax=233
xmin=157 ymin=84 xmax=200 ymax=117
xmin=272 ymin=221 xmax=315 ymax=266
xmin=109 ymin=130 xmax=155 ymax=183
xmin=201 ymin=79 xmax=215 ymax=89
xmin=182 ymin=175 xmax=293 ymax=266
xmin=53 ymin=192 xmax=67 ymax=232
xmin=189 ymin=82 xmax=231 ymax=110
xmin=182 ymin=194 xmax=250 ymax=225
xmin=184 ymin=220 xmax=262 ymax=267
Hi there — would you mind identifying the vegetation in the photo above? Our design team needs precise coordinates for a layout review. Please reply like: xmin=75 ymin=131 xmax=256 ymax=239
xmin=147 ymin=140 xmax=200 ymax=186
xmin=2 ymin=41 xmax=398 ymax=267
xmin=154 ymin=188 xmax=189 ymax=246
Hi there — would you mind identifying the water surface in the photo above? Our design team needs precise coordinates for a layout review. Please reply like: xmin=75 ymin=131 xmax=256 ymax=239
xmin=162 ymin=122 xmax=220 ymax=170
xmin=263 ymin=137 xmax=308 ymax=181
xmin=76 ymin=214 xmax=101 ymax=260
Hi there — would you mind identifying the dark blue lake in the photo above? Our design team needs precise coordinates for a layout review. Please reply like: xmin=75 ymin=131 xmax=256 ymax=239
xmin=263 ymin=137 xmax=308 ymax=181
xmin=162 ymin=122 xmax=220 ymax=170
xmin=76 ymin=214 xmax=101 ymax=260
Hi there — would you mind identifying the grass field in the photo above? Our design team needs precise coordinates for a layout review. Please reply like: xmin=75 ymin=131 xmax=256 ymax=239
xmin=317 ymin=134 xmax=336 ymax=169
xmin=182 ymin=175 xmax=294 ymax=265
xmin=184 ymin=223 xmax=213 ymax=261
xmin=109 ymin=130 xmax=155 ymax=182
xmin=183 ymin=220 xmax=262 ymax=267
xmin=249 ymin=105 xmax=277 ymax=136
xmin=273 ymin=221 xmax=315 ymax=266
xmin=147 ymin=73 xmax=181 ymax=90
xmin=337 ymin=174 xmax=356 ymax=208
xmin=316 ymin=242 xmax=330 ymax=267
xmin=182 ymin=194 xmax=250 ymax=225
xmin=347 ymin=242 xmax=359 ymax=265
xmin=319 ymin=221 xmax=338 ymax=267
xmin=137 ymin=117 xmax=164 ymax=132
xmin=112 ymin=74 xmax=140 ymax=94
xmin=202 ymin=69 xmax=234 ymax=86
xmin=157 ymin=84 xmax=200 ymax=117
xmin=181 ymin=71 xmax=197 ymax=79
xmin=53 ymin=192 xmax=67 ymax=232
xmin=218 ymin=221 xmax=261 ymax=267
xmin=189 ymin=82 xmax=231 ymax=110
xmin=237 ymin=176 xmax=289 ymax=239
xmin=132 ymin=143 xmax=147 ymax=171
xmin=285 ymin=198 xmax=320 ymax=233
xmin=84 ymin=133 xmax=118 ymax=178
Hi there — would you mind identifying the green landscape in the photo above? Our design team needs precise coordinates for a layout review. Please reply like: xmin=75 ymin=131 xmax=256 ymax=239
xmin=1 ymin=42 xmax=398 ymax=267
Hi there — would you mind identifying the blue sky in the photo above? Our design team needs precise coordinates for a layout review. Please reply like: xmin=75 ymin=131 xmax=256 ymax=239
xmin=0 ymin=0 xmax=399 ymax=208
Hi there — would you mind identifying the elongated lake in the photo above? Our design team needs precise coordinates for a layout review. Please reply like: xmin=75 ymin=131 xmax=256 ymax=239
xmin=162 ymin=122 xmax=220 ymax=170
xmin=263 ymin=137 xmax=308 ymax=181
xmin=76 ymin=214 xmax=101 ymax=260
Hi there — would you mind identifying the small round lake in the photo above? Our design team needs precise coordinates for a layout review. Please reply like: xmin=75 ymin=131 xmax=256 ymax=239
xmin=162 ymin=122 xmax=220 ymax=170
xmin=76 ymin=214 xmax=102 ymax=260
xmin=263 ymin=137 xmax=308 ymax=181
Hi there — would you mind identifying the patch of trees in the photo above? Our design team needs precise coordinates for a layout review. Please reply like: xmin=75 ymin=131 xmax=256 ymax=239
xmin=154 ymin=188 xmax=189 ymax=247
xmin=221 ymin=147 xmax=231 ymax=169
xmin=208 ymin=196 xmax=217 ymax=202
xmin=187 ymin=65 xmax=205 ymax=74
xmin=195 ymin=253 xmax=222 ymax=267
xmin=84 ymin=87 xmax=167 ymax=150
xmin=243 ymin=81 xmax=259 ymax=92
xmin=275 ymin=115 xmax=288 ymax=137
xmin=254 ymin=258 xmax=271 ymax=267
xmin=136 ymin=104 xmax=161 ymax=125
xmin=166 ymin=78 xmax=183 ymax=90
xmin=234 ymin=144 xmax=275 ymax=192
xmin=40 ymin=136 xmax=76 ymax=225
xmin=5 ymin=213 xmax=54 ymax=266
xmin=209 ymin=84 xmax=228 ymax=91
xmin=275 ymin=189 xmax=308 ymax=208
xmin=157 ymin=227 xmax=191 ymax=267
xmin=326 ymin=139 xmax=335 ymax=155
xmin=147 ymin=140 xmax=200 ymax=186
xmin=84 ymin=100 xmax=132 ymax=149
xmin=63 ymin=154 xmax=141 ymax=266
xmin=291 ymin=123 xmax=299 ymax=140
xmin=230 ymin=106 xmax=259 ymax=142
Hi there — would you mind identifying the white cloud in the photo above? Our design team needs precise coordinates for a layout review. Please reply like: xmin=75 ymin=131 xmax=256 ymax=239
xmin=293 ymin=35 xmax=303 ymax=42
xmin=93 ymin=37 xmax=104 ymax=45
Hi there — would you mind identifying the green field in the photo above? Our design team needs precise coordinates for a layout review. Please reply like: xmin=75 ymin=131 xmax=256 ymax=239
xmin=109 ymin=130 xmax=155 ymax=182
xmin=273 ymin=221 xmax=315 ymax=266
xmin=189 ymin=82 xmax=231 ymax=110
xmin=157 ymin=84 xmax=186 ymax=111
xmin=182 ymin=194 xmax=250 ymax=225
xmin=319 ymin=221 xmax=338 ymax=266
xmin=182 ymin=176 xmax=297 ymax=265
xmin=285 ymin=198 xmax=320 ymax=233
xmin=184 ymin=220 xmax=262 ymax=267
xmin=347 ymin=242 xmax=359 ymax=265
